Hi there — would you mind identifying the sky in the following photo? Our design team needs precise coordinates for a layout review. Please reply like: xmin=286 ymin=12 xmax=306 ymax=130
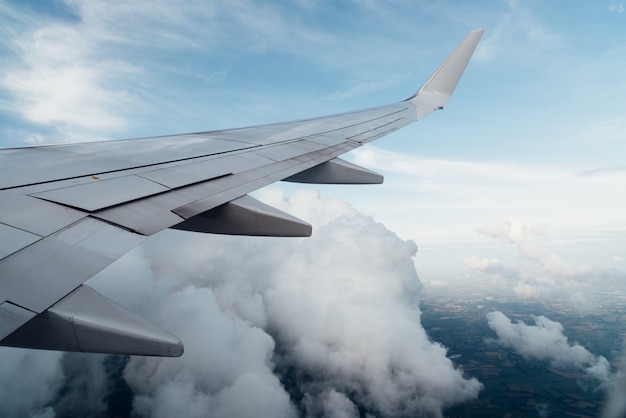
xmin=1 ymin=1 xmax=626 ymax=417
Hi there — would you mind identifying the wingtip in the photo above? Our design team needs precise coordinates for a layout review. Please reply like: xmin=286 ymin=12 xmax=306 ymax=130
xmin=408 ymin=29 xmax=484 ymax=104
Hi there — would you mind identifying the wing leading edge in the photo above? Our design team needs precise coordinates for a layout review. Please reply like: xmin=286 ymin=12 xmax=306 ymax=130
xmin=0 ymin=30 xmax=484 ymax=356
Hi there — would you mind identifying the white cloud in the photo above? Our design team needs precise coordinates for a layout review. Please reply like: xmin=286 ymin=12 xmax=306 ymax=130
xmin=486 ymin=311 xmax=615 ymax=387
xmin=473 ymin=0 xmax=561 ymax=62
xmin=124 ymin=286 xmax=294 ymax=418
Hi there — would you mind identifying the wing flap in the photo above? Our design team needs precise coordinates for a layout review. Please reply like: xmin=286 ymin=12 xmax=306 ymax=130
xmin=32 ymin=175 xmax=169 ymax=212
xmin=0 ymin=218 xmax=144 ymax=315
xmin=1 ymin=285 xmax=183 ymax=357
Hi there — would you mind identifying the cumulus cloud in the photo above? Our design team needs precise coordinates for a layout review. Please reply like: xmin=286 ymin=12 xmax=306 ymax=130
xmin=303 ymin=389 xmax=359 ymax=418
xmin=123 ymin=285 xmax=295 ymax=418
xmin=486 ymin=311 xmax=615 ymax=388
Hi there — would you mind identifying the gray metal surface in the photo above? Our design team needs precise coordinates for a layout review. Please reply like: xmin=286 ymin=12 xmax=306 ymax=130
xmin=0 ymin=223 xmax=40 ymax=259
xmin=0 ymin=30 xmax=484 ymax=355
xmin=0 ymin=136 xmax=255 ymax=189
xmin=0 ymin=191 xmax=85 ymax=236
xmin=33 ymin=175 xmax=169 ymax=212
xmin=1 ymin=285 xmax=183 ymax=356
xmin=0 ymin=302 xmax=36 ymax=338
xmin=171 ymin=142 xmax=357 ymax=221
xmin=283 ymin=157 xmax=384 ymax=184
xmin=0 ymin=217 xmax=144 ymax=316
xmin=172 ymin=194 xmax=312 ymax=237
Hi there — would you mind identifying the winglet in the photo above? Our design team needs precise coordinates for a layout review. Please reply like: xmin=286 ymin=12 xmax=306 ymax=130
xmin=407 ymin=30 xmax=484 ymax=118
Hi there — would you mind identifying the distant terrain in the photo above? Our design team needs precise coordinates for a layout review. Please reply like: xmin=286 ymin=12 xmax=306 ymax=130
xmin=421 ymin=285 xmax=626 ymax=417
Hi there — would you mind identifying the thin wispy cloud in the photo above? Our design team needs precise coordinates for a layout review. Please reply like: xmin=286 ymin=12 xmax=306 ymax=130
xmin=327 ymin=72 xmax=411 ymax=100
xmin=0 ymin=1 xmax=336 ymax=143
xmin=578 ymin=164 xmax=626 ymax=177
xmin=473 ymin=0 xmax=561 ymax=62
xmin=0 ymin=2 xmax=145 ymax=142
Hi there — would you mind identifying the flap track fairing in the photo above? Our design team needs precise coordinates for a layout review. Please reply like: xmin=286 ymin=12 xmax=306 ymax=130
xmin=282 ymin=157 xmax=383 ymax=184
xmin=0 ymin=285 xmax=183 ymax=357
xmin=171 ymin=194 xmax=312 ymax=237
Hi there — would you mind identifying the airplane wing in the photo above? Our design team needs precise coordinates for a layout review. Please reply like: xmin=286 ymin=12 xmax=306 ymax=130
xmin=0 ymin=30 xmax=483 ymax=357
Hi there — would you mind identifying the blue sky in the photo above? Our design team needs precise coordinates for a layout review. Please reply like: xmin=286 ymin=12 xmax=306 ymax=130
xmin=1 ymin=0 xmax=625 ymax=290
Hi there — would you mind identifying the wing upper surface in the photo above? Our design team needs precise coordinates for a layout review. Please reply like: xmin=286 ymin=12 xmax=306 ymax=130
xmin=0 ymin=30 xmax=484 ymax=356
